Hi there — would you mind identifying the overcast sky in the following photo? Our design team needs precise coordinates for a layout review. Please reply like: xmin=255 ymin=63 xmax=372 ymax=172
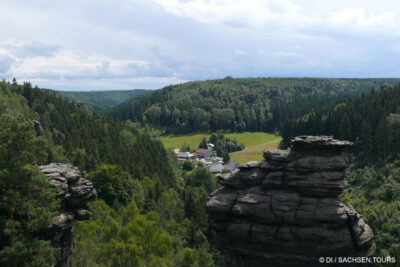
xmin=1 ymin=0 xmax=400 ymax=91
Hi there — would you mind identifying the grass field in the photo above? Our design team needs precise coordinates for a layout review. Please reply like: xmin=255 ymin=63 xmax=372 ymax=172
xmin=159 ymin=133 xmax=213 ymax=150
xmin=229 ymin=138 xmax=281 ymax=164
xmin=158 ymin=132 xmax=281 ymax=164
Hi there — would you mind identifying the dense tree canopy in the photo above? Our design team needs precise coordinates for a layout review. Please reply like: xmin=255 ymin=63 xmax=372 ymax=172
xmin=0 ymin=114 xmax=59 ymax=266
xmin=0 ymin=79 xmax=176 ymax=189
xmin=343 ymin=164 xmax=400 ymax=258
xmin=279 ymin=84 xmax=400 ymax=261
xmin=0 ymin=79 xmax=222 ymax=266
xmin=280 ymin=84 xmax=400 ymax=165
xmin=55 ymin=89 xmax=147 ymax=114
xmin=112 ymin=78 xmax=400 ymax=133
xmin=2 ymin=77 xmax=400 ymax=265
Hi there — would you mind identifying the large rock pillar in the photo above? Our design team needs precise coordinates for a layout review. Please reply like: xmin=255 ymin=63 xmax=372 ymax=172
xmin=206 ymin=136 xmax=375 ymax=266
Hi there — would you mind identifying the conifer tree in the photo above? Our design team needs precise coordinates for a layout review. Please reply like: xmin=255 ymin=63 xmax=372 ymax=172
xmin=0 ymin=114 xmax=59 ymax=266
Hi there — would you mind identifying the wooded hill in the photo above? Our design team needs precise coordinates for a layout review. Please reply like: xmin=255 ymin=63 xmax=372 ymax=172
xmin=280 ymin=84 xmax=400 ymax=165
xmin=55 ymin=89 xmax=147 ymax=114
xmin=112 ymin=77 xmax=400 ymax=133
xmin=0 ymin=79 xmax=223 ymax=266
xmin=2 ymin=78 xmax=400 ymax=265
xmin=279 ymin=84 xmax=400 ymax=257
xmin=0 ymin=81 xmax=173 ymax=187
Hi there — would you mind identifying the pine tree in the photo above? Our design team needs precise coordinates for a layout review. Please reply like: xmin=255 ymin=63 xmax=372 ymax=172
xmin=0 ymin=114 xmax=59 ymax=266
xmin=199 ymin=137 xmax=208 ymax=149
xmin=338 ymin=113 xmax=352 ymax=141
xmin=223 ymin=152 xmax=230 ymax=163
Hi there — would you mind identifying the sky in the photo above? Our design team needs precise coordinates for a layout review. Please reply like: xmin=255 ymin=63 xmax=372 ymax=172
xmin=1 ymin=0 xmax=400 ymax=91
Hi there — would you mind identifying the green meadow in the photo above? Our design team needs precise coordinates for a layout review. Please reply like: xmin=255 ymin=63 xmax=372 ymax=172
xmin=229 ymin=138 xmax=281 ymax=164
xmin=158 ymin=132 xmax=281 ymax=163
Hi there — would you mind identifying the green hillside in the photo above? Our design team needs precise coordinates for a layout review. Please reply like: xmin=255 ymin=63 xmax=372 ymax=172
xmin=2 ymin=78 xmax=400 ymax=264
xmin=279 ymin=84 xmax=400 ymax=258
xmin=112 ymin=78 xmax=400 ymax=133
xmin=280 ymin=84 xmax=400 ymax=164
xmin=0 ymin=82 xmax=172 ymax=184
xmin=56 ymin=89 xmax=147 ymax=113
xmin=0 ymin=80 xmax=222 ymax=266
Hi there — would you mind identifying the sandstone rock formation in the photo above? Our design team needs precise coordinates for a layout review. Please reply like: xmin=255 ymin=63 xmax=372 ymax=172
xmin=39 ymin=163 xmax=97 ymax=267
xmin=206 ymin=136 xmax=375 ymax=267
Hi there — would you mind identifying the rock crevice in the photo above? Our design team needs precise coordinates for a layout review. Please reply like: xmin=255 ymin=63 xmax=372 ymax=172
xmin=39 ymin=163 xmax=97 ymax=267
xmin=206 ymin=136 xmax=375 ymax=267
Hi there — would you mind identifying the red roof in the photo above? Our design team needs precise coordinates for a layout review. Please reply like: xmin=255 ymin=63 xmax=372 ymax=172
xmin=196 ymin=149 xmax=208 ymax=154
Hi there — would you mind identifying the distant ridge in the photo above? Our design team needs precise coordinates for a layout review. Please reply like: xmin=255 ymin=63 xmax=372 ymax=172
xmin=55 ymin=89 xmax=147 ymax=114
xmin=111 ymin=77 xmax=400 ymax=133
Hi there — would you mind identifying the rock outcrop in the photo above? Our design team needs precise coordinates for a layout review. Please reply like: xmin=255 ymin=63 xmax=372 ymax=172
xmin=206 ymin=136 xmax=375 ymax=267
xmin=39 ymin=163 xmax=97 ymax=267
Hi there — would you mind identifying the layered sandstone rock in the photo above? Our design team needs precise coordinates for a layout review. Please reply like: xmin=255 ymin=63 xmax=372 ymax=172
xmin=39 ymin=163 xmax=97 ymax=267
xmin=206 ymin=136 xmax=375 ymax=267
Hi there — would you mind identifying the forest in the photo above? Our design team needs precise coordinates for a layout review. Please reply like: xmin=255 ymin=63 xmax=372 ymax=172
xmin=0 ymin=79 xmax=222 ymax=266
xmin=112 ymin=77 xmax=400 ymax=133
xmin=55 ymin=89 xmax=147 ymax=114
xmin=280 ymin=85 xmax=400 ymax=257
xmin=1 ymin=77 xmax=400 ymax=266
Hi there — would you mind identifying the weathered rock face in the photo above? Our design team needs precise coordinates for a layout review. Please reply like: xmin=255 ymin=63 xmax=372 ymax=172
xmin=206 ymin=136 xmax=375 ymax=267
xmin=39 ymin=163 xmax=97 ymax=267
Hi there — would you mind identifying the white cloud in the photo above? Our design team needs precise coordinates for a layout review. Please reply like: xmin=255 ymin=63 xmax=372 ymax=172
xmin=26 ymin=76 xmax=188 ymax=91
xmin=149 ymin=0 xmax=399 ymax=32
xmin=149 ymin=0 xmax=317 ymax=28
xmin=327 ymin=9 xmax=395 ymax=27
xmin=1 ymin=46 xmax=182 ymax=89
xmin=271 ymin=51 xmax=302 ymax=58
xmin=8 ymin=50 xmax=145 ymax=79
xmin=1 ymin=0 xmax=400 ymax=90
xmin=234 ymin=49 xmax=247 ymax=55
xmin=258 ymin=50 xmax=267 ymax=55
xmin=0 ymin=40 xmax=59 ymax=58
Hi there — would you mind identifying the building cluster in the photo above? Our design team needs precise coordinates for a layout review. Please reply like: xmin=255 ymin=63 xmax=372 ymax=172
xmin=174 ymin=143 xmax=238 ymax=173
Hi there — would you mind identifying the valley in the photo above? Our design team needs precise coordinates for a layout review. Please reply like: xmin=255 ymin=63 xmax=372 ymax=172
xmin=55 ymin=89 xmax=147 ymax=114
xmin=159 ymin=132 xmax=281 ymax=164
xmin=3 ymin=1 xmax=400 ymax=265
xmin=1 ymin=78 xmax=400 ymax=266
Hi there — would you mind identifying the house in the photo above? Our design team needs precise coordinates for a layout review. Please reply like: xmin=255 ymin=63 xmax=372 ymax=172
xmin=207 ymin=143 xmax=214 ymax=151
xmin=173 ymin=148 xmax=180 ymax=156
xmin=225 ymin=161 xmax=239 ymax=172
xmin=209 ymin=163 xmax=224 ymax=173
xmin=213 ymin=157 xmax=224 ymax=164
xmin=177 ymin=152 xmax=193 ymax=161
xmin=196 ymin=148 xmax=212 ymax=160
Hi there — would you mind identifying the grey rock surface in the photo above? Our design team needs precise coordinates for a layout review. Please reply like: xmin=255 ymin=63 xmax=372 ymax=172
xmin=206 ymin=136 xmax=375 ymax=267
xmin=39 ymin=163 xmax=97 ymax=267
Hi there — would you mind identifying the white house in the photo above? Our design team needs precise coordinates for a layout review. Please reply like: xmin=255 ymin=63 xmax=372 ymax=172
xmin=178 ymin=152 xmax=193 ymax=161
